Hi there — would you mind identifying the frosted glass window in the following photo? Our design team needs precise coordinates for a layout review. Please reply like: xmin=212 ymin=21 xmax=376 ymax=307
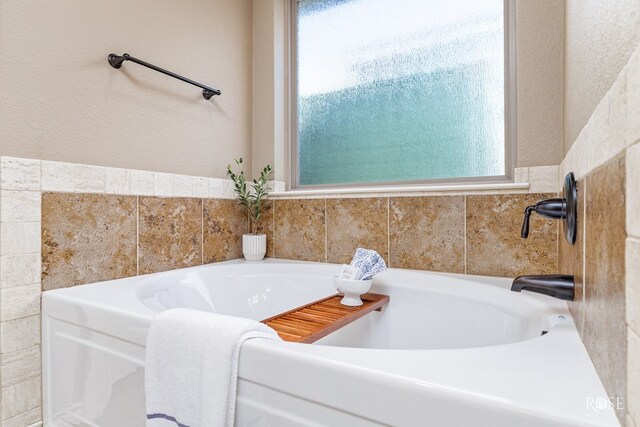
xmin=295 ymin=0 xmax=506 ymax=186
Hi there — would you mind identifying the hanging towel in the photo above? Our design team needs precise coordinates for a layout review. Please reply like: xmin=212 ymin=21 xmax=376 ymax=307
xmin=145 ymin=308 xmax=281 ymax=427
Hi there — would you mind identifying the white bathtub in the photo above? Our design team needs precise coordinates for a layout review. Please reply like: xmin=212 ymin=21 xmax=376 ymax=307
xmin=42 ymin=259 xmax=619 ymax=427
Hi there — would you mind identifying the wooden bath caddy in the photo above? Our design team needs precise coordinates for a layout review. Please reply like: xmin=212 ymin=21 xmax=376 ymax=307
xmin=261 ymin=293 xmax=389 ymax=343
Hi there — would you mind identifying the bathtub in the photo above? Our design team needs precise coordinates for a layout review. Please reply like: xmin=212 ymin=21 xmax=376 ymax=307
xmin=42 ymin=259 xmax=619 ymax=427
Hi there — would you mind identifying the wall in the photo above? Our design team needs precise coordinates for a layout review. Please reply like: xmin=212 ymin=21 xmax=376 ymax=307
xmin=559 ymin=42 xmax=640 ymax=426
xmin=564 ymin=0 xmax=640 ymax=154
xmin=251 ymin=0 xmax=565 ymax=179
xmin=252 ymin=0 xmax=287 ymax=180
xmin=515 ymin=0 xmax=564 ymax=167
xmin=0 ymin=0 xmax=253 ymax=178
xmin=0 ymin=157 xmax=557 ymax=426
xmin=0 ymin=157 xmax=249 ymax=425
xmin=264 ymin=192 xmax=557 ymax=277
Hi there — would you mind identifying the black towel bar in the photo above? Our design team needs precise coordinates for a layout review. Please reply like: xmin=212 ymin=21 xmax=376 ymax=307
xmin=108 ymin=53 xmax=221 ymax=100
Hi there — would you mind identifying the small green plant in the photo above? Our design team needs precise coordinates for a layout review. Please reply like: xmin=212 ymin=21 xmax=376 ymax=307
xmin=227 ymin=158 xmax=273 ymax=235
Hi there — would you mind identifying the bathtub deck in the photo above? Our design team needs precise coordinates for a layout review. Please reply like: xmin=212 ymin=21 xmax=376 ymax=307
xmin=261 ymin=293 xmax=389 ymax=343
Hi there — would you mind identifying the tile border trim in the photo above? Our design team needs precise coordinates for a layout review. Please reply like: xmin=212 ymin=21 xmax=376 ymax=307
xmin=1 ymin=156 xmax=286 ymax=200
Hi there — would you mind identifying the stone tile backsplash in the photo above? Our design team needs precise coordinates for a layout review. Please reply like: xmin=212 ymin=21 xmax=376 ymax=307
xmin=557 ymin=41 xmax=640 ymax=426
xmin=559 ymin=180 xmax=585 ymax=333
xmin=271 ymin=194 xmax=557 ymax=275
xmin=389 ymin=196 xmax=465 ymax=273
xmin=203 ymin=199 xmax=247 ymax=263
xmin=584 ymin=155 xmax=627 ymax=419
xmin=138 ymin=197 xmax=203 ymax=274
xmin=41 ymin=193 xmax=137 ymax=290
xmin=40 ymin=194 xmax=248 ymax=283
xmin=327 ymin=198 xmax=388 ymax=265
xmin=466 ymin=194 xmax=557 ymax=277
xmin=274 ymin=199 xmax=326 ymax=262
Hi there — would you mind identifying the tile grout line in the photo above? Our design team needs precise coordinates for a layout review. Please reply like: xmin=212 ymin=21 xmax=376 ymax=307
xmin=387 ymin=197 xmax=391 ymax=267
xmin=581 ymin=178 xmax=587 ymax=328
xmin=201 ymin=198 xmax=204 ymax=265
xmin=324 ymin=198 xmax=328 ymax=263
xmin=272 ymin=199 xmax=276 ymax=258
xmin=136 ymin=196 xmax=140 ymax=276
xmin=463 ymin=195 xmax=467 ymax=274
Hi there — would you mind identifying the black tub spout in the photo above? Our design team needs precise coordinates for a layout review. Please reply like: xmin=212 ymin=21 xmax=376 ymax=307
xmin=511 ymin=275 xmax=574 ymax=301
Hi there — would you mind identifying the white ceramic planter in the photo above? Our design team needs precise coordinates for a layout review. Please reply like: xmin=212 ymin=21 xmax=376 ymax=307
xmin=243 ymin=234 xmax=267 ymax=261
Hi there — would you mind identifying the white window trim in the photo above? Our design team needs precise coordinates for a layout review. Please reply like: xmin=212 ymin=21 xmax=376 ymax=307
xmin=287 ymin=0 xmax=518 ymax=191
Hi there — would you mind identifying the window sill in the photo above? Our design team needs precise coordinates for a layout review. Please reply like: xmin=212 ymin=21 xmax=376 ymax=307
xmin=269 ymin=182 xmax=530 ymax=198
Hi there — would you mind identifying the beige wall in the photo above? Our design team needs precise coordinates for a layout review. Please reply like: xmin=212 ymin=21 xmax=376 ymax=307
xmin=252 ymin=0 xmax=287 ymax=180
xmin=0 ymin=0 xmax=253 ymax=178
xmin=0 ymin=0 xmax=566 ymax=181
xmin=564 ymin=0 xmax=640 ymax=153
xmin=252 ymin=0 xmax=566 ymax=180
xmin=516 ymin=0 xmax=564 ymax=167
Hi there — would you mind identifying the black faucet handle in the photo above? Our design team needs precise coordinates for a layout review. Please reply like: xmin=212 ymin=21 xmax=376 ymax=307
xmin=521 ymin=206 xmax=534 ymax=238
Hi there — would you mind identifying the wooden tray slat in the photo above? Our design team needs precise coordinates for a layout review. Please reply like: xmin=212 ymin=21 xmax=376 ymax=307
xmin=261 ymin=293 xmax=389 ymax=344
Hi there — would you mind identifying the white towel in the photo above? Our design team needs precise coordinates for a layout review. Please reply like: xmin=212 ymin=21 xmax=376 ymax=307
xmin=145 ymin=308 xmax=281 ymax=427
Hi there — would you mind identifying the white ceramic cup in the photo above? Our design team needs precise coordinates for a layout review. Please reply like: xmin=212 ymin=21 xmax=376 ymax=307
xmin=333 ymin=277 xmax=373 ymax=306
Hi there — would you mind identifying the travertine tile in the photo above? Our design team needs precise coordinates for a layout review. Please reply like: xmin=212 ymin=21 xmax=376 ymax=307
xmin=1 ymin=345 xmax=41 ymax=387
xmin=270 ymin=181 xmax=286 ymax=192
xmin=584 ymin=155 xmax=626 ymax=421
xmin=609 ymin=69 xmax=628 ymax=154
xmin=223 ymin=180 xmax=236 ymax=199
xmin=105 ymin=168 xmax=131 ymax=195
xmin=192 ymin=177 xmax=208 ymax=198
xmin=629 ymin=328 xmax=640 ymax=425
xmin=327 ymin=198 xmax=388 ymax=265
xmin=0 ymin=254 xmax=40 ymax=288
xmin=41 ymin=161 xmax=74 ymax=192
xmin=41 ymin=193 xmax=137 ymax=290
xmin=514 ymin=167 xmax=529 ymax=183
xmin=256 ymin=200 xmax=274 ymax=258
xmin=2 ymin=406 xmax=41 ymax=427
xmin=528 ymin=166 xmax=559 ymax=193
xmin=208 ymin=178 xmax=226 ymax=199
xmin=573 ymin=126 xmax=589 ymax=180
xmin=0 ymin=284 xmax=40 ymax=321
xmin=466 ymin=193 xmax=557 ymax=277
xmin=203 ymin=199 xmax=246 ymax=263
xmin=389 ymin=196 xmax=463 ymax=273
xmin=173 ymin=175 xmax=193 ymax=197
xmin=73 ymin=165 xmax=105 ymax=193
xmin=627 ymin=238 xmax=640 ymax=337
xmin=627 ymin=45 xmax=640 ymax=147
xmin=0 ymin=158 xmax=40 ymax=191
xmin=130 ymin=170 xmax=154 ymax=196
xmin=0 ymin=223 xmax=41 ymax=256
xmin=559 ymin=180 xmax=585 ymax=334
xmin=1 ymin=376 xmax=41 ymax=420
xmin=0 ymin=315 xmax=40 ymax=354
xmin=153 ymin=173 xmax=174 ymax=197
xmin=0 ymin=191 xmax=40 ymax=222
xmin=138 ymin=197 xmax=202 ymax=274
xmin=588 ymin=93 xmax=611 ymax=173
xmin=274 ymin=199 xmax=326 ymax=262
xmin=627 ymin=143 xmax=640 ymax=238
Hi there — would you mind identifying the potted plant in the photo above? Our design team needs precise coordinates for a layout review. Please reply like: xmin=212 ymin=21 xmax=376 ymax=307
xmin=227 ymin=158 xmax=273 ymax=261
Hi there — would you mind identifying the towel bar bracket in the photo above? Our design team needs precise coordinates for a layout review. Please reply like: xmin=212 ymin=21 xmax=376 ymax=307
xmin=107 ymin=53 xmax=126 ymax=69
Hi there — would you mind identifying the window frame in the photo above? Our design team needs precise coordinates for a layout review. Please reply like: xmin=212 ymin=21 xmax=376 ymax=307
xmin=288 ymin=0 xmax=517 ymax=190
